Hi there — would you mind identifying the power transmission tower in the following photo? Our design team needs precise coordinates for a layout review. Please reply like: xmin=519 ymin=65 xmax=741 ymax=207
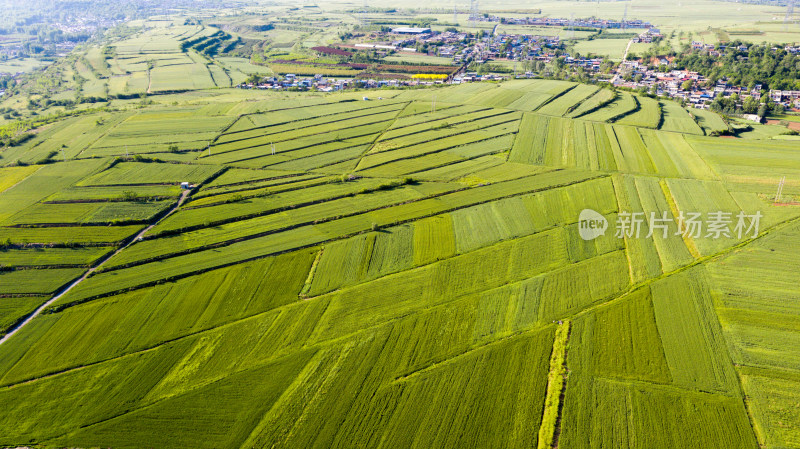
xmin=453 ymin=0 xmax=458 ymax=25
xmin=785 ymin=0 xmax=795 ymax=31
xmin=775 ymin=176 xmax=786 ymax=203
xmin=622 ymin=4 xmax=628 ymax=30
xmin=568 ymin=13 xmax=575 ymax=40
xmin=361 ymin=0 xmax=368 ymax=27
xmin=469 ymin=0 xmax=479 ymax=24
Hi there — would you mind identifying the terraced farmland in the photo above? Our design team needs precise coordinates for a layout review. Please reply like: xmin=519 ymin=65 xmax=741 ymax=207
xmin=0 ymin=79 xmax=797 ymax=449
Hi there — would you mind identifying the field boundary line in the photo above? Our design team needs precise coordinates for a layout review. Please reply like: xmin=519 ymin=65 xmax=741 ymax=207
xmin=391 ymin=324 xmax=555 ymax=385
xmin=402 ymin=145 xmax=520 ymax=177
xmin=38 ymin=348 xmax=317 ymax=445
xmin=205 ymin=126 xmax=389 ymax=165
xmin=351 ymin=101 xmax=413 ymax=175
xmin=213 ymin=103 xmax=406 ymax=147
xmin=144 ymin=177 xmax=423 ymax=238
xmin=532 ymin=84 xmax=577 ymax=113
xmin=570 ymin=90 xmax=618 ymax=119
xmin=222 ymin=100 xmax=410 ymax=137
xmin=356 ymin=123 xmax=521 ymax=172
xmin=202 ymin=171 xmax=314 ymax=191
xmin=375 ymin=108 xmax=505 ymax=143
xmin=186 ymin=175 xmax=331 ymax=208
xmin=607 ymin=94 xmax=641 ymax=124
xmin=367 ymin=111 xmax=521 ymax=155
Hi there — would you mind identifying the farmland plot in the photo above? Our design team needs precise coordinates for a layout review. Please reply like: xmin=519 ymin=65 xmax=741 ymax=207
xmin=581 ymin=92 xmax=637 ymax=122
xmin=535 ymin=84 xmax=600 ymax=117
xmin=616 ymin=95 xmax=662 ymax=128
xmin=79 ymin=162 xmax=221 ymax=186
xmin=659 ymin=100 xmax=704 ymax=135
xmin=0 ymin=78 xmax=792 ymax=448
xmin=568 ymin=88 xmax=616 ymax=118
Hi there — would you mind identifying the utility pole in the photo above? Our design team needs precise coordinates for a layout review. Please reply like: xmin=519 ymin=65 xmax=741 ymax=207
xmin=775 ymin=176 xmax=786 ymax=203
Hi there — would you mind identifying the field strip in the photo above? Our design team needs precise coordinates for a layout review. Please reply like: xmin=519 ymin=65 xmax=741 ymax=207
xmin=402 ymin=146 xmax=519 ymax=176
xmin=214 ymin=104 xmax=406 ymax=147
xmin=0 ymin=190 xmax=191 ymax=348
xmin=347 ymin=102 xmax=409 ymax=176
xmin=151 ymin=178 xmax=406 ymax=235
xmin=95 ymin=172 xmax=601 ymax=274
xmin=359 ymin=131 xmax=519 ymax=172
xmin=299 ymin=248 xmax=323 ymax=299
xmin=0 ymin=284 xmax=335 ymax=391
xmin=188 ymin=175 xmax=330 ymax=205
xmin=38 ymin=349 xmax=311 ymax=445
xmin=259 ymin=143 xmax=375 ymax=170
xmin=537 ymin=320 xmax=570 ymax=449
xmin=569 ymin=211 xmax=800 ymax=324
xmin=205 ymin=125 xmax=389 ymax=163
xmin=659 ymin=179 xmax=701 ymax=259
xmin=50 ymin=173 xmax=604 ymax=310
xmin=0 ymin=261 xmax=555 ymax=392
xmin=0 ymin=223 xmax=607 ymax=390
xmin=97 ymin=182 xmax=475 ymax=268
xmin=0 ymin=166 xmax=43 ymax=195
xmin=217 ymin=102 xmax=407 ymax=144
xmin=532 ymin=84 xmax=577 ymax=113
xmin=369 ymin=113 xmax=519 ymax=155
xmin=222 ymin=100 xmax=410 ymax=137
xmin=203 ymin=171 xmax=313 ymax=190
xmin=356 ymin=127 xmax=520 ymax=172
xmin=392 ymin=324 xmax=553 ymax=384
xmin=377 ymin=108 xmax=505 ymax=142
xmin=608 ymin=95 xmax=642 ymax=123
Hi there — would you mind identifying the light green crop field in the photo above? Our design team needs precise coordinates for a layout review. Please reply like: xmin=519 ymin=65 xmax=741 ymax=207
xmin=0 ymin=57 xmax=51 ymax=74
xmin=0 ymin=77 xmax=798 ymax=449
xmin=573 ymin=39 xmax=631 ymax=61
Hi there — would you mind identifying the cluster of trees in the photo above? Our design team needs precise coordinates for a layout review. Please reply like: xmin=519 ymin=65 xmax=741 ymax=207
xmin=672 ymin=41 xmax=800 ymax=90
xmin=709 ymin=92 xmax=784 ymax=117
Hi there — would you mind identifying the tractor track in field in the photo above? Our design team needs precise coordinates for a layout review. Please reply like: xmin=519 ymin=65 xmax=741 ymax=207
xmin=0 ymin=190 xmax=191 ymax=347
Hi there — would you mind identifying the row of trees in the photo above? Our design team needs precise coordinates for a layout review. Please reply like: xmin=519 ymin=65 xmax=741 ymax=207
xmin=672 ymin=41 xmax=800 ymax=91
xmin=708 ymin=92 xmax=784 ymax=117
